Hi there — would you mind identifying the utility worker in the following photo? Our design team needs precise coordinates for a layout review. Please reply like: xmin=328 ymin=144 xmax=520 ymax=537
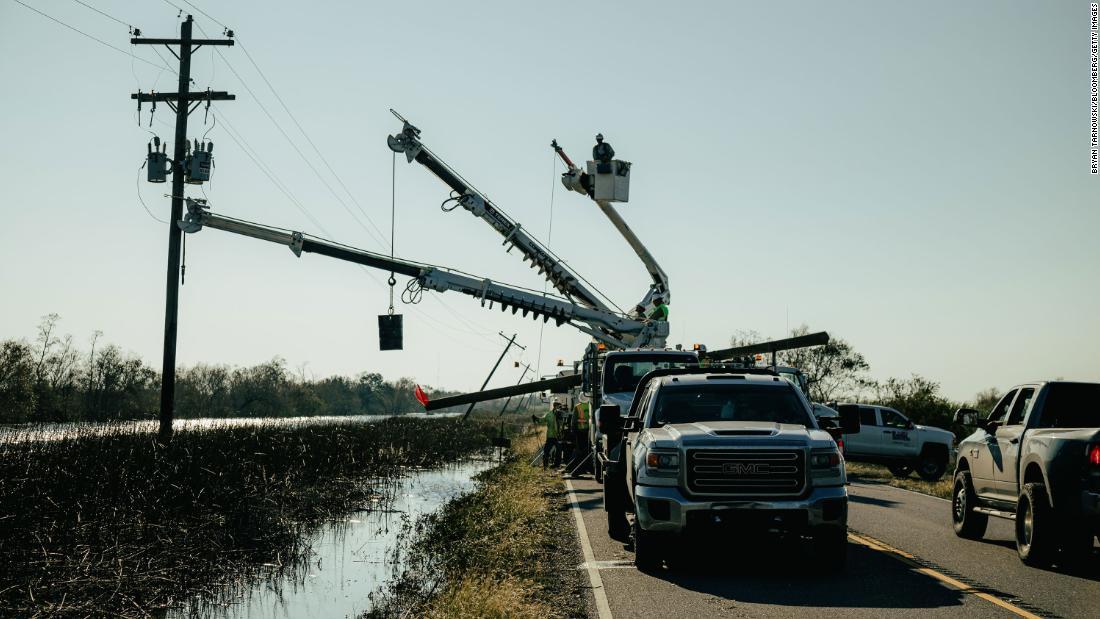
xmin=566 ymin=398 xmax=592 ymax=477
xmin=648 ymin=296 xmax=669 ymax=322
xmin=532 ymin=402 xmax=565 ymax=468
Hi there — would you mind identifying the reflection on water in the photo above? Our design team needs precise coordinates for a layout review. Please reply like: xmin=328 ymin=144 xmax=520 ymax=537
xmin=1 ymin=412 xmax=455 ymax=443
xmin=171 ymin=459 xmax=491 ymax=619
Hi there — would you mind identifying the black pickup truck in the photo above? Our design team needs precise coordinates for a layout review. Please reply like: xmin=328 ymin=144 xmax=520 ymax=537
xmin=950 ymin=381 xmax=1100 ymax=565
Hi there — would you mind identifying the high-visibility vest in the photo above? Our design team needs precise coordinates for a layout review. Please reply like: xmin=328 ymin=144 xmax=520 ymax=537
xmin=573 ymin=402 xmax=590 ymax=430
xmin=539 ymin=410 xmax=562 ymax=438
xmin=649 ymin=304 xmax=669 ymax=321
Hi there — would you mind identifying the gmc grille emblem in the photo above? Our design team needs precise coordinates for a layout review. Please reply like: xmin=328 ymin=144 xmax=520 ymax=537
xmin=722 ymin=462 xmax=769 ymax=475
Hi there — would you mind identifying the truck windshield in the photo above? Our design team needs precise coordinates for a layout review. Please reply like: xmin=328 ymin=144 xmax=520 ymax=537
xmin=1036 ymin=383 xmax=1100 ymax=428
xmin=603 ymin=354 xmax=696 ymax=394
xmin=647 ymin=384 xmax=813 ymax=428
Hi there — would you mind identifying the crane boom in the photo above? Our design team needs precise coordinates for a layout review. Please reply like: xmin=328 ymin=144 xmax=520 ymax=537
xmin=178 ymin=199 xmax=668 ymax=349
xmin=386 ymin=115 xmax=613 ymax=314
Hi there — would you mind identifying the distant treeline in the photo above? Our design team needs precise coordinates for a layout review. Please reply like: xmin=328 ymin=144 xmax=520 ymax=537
xmin=0 ymin=314 xmax=510 ymax=424
xmin=735 ymin=325 xmax=1002 ymax=436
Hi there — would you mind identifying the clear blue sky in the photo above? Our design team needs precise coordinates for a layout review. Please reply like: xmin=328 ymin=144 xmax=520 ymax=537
xmin=2 ymin=0 xmax=1097 ymax=400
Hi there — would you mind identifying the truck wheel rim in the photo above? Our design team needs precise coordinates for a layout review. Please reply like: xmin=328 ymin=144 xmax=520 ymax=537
xmin=954 ymin=486 xmax=966 ymax=522
xmin=1021 ymin=502 xmax=1034 ymax=548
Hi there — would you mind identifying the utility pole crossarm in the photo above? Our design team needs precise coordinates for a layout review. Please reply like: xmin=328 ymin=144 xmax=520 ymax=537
xmin=131 ymin=38 xmax=235 ymax=46
xmin=131 ymin=92 xmax=236 ymax=103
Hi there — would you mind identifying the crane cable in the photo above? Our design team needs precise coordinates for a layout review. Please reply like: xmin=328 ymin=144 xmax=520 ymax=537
xmin=535 ymin=153 xmax=557 ymax=379
xmin=388 ymin=152 xmax=397 ymax=315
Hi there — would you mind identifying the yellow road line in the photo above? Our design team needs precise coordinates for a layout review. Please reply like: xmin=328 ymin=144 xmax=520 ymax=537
xmin=847 ymin=532 xmax=1041 ymax=619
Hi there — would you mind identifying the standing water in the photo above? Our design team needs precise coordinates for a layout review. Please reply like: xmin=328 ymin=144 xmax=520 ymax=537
xmin=171 ymin=459 xmax=492 ymax=619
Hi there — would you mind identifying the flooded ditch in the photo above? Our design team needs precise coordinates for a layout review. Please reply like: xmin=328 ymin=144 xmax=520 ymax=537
xmin=172 ymin=459 xmax=494 ymax=619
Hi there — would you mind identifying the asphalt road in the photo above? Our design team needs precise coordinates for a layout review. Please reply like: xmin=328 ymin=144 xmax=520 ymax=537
xmin=567 ymin=477 xmax=1100 ymax=618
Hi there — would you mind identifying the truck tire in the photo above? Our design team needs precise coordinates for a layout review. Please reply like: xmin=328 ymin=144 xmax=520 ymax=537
xmin=813 ymin=529 xmax=847 ymax=570
xmin=604 ymin=473 xmax=630 ymax=542
xmin=888 ymin=463 xmax=914 ymax=478
xmin=951 ymin=471 xmax=988 ymax=539
xmin=1016 ymin=483 xmax=1055 ymax=566
xmin=916 ymin=448 xmax=948 ymax=481
xmin=633 ymin=517 xmax=663 ymax=571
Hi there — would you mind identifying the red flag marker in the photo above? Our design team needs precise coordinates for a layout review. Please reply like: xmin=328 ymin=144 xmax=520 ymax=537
xmin=414 ymin=384 xmax=429 ymax=407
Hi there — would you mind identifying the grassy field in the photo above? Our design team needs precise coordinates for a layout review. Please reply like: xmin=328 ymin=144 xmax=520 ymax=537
xmin=0 ymin=416 xmax=496 ymax=617
xmin=366 ymin=433 xmax=589 ymax=619
xmin=845 ymin=461 xmax=954 ymax=499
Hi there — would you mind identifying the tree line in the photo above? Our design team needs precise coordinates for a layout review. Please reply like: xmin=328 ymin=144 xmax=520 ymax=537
xmin=733 ymin=326 xmax=1002 ymax=436
xmin=0 ymin=314 xmax=482 ymax=424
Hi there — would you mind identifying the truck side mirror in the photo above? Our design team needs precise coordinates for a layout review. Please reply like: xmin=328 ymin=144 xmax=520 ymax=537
xmin=953 ymin=408 xmax=979 ymax=427
xmin=839 ymin=407 xmax=861 ymax=434
xmin=597 ymin=404 xmax=621 ymax=433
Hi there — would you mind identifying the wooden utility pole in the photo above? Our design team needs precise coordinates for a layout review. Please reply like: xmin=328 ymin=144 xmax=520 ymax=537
xmin=131 ymin=15 xmax=235 ymax=441
xmin=462 ymin=333 xmax=524 ymax=421
xmin=497 ymin=363 xmax=533 ymax=416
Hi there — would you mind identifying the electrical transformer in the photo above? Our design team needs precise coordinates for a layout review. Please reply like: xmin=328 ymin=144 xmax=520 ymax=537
xmin=146 ymin=137 xmax=169 ymax=183
xmin=185 ymin=139 xmax=213 ymax=184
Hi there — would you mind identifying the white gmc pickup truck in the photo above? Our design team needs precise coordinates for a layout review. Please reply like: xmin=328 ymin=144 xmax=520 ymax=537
xmin=600 ymin=367 xmax=861 ymax=571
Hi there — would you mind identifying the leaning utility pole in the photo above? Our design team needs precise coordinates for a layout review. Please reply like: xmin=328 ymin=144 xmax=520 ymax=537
xmin=497 ymin=362 xmax=533 ymax=416
xmin=131 ymin=15 xmax=234 ymax=441
xmin=462 ymin=332 xmax=524 ymax=421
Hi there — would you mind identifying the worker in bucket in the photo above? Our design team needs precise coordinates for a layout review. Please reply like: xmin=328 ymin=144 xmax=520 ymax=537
xmin=532 ymin=401 xmax=565 ymax=468
xmin=647 ymin=295 xmax=669 ymax=322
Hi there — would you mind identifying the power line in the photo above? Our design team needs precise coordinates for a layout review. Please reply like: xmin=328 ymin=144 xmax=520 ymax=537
xmin=196 ymin=25 xmax=389 ymax=250
xmin=70 ymin=0 xmax=132 ymax=30
xmin=136 ymin=162 xmax=168 ymax=224
xmin=175 ymin=8 xmax=500 ymax=346
xmin=10 ymin=0 xmax=176 ymax=73
xmin=212 ymin=110 xmax=499 ymax=346
xmin=236 ymin=37 xmax=390 ymax=243
xmin=178 ymin=0 xmax=226 ymax=30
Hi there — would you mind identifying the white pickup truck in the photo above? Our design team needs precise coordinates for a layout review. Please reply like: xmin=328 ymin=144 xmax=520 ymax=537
xmin=835 ymin=403 xmax=956 ymax=481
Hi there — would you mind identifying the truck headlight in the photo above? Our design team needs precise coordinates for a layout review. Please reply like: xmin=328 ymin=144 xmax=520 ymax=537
xmin=810 ymin=448 xmax=845 ymax=486
xmin=645 ymin=450 xmax=679 ymax=475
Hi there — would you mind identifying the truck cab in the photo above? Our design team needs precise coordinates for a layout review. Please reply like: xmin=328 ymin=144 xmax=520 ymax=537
xmin=835 ymin=403 xmax=956 ymax=480
xmin=587 ymin=348 xmax=698 ymax=481
xmin=951 ymin=381 xmax=1100 ymax=565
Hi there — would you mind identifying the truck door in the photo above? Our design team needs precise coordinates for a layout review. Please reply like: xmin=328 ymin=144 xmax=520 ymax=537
xmin=841 ymin=405 xmax=881 ymax=456
xmin=625 ymin=386 xmax=655 ymax=503
xmin=879 ymin=408 xmax=919 ymax=457
xmin=993 ymin=387 xmax=1034 ymax=500
xmin=970 ymin=389 xmax=1017 ymax=497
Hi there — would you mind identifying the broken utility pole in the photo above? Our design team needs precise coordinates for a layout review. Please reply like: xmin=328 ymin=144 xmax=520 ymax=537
xmin=462 ymin=332 xmax=524 ymax=421
xmin=131 ymin=15 xmax=235 ymax=441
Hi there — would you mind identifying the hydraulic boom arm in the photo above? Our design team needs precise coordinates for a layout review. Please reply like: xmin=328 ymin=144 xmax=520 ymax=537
xmin=386 ymin=113 xmax=613 ymax=314
xmin=178 ymin=199 xmax=668 ymax=349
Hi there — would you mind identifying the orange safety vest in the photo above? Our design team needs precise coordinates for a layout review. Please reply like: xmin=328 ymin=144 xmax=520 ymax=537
xmin=573 ymin=402 xmax=590 ymax=430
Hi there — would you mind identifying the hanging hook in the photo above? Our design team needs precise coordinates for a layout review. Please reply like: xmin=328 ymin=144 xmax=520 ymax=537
xmin=387 ymin=274 xmax=397 ymax=315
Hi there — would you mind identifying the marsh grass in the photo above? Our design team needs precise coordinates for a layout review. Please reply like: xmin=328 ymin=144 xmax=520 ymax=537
xmin=366 ymin=433 xmax=588 ymax=618
xmin=845 ymin=461 xmax=953 ymax=499
xmin=0 ymin=416 xmax=495 ymax=617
